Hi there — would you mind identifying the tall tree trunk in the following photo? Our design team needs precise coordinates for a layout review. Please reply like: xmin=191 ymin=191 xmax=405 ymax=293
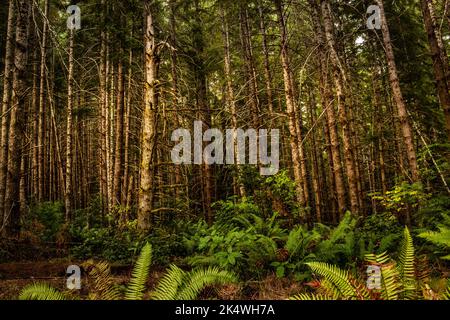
xmin=3 ymin=0 xmax=30 ymax=237
xmin=274 ymin=0 xmax=307 ymax=215
xmin=321 ymin=0 xmax=360 ymax=215
xmin=114 ymin=59 xmax=124 ymax=205
xmin=308 ymin=91 xmax=322 ymax=222
xmin=376 ymin=0 xmax=419 ymax=181
xmin=138 ymin=1 xmax=160 ymax=231
xmin=99 ymin=7 xmax=108 ymax=214
xmin=309 ymin=0 xmax=347 ymax=218
xmin=122 ymin=46 xmax=132 ymax=205
xmin=38 ymin=0 xmax=49 ymax=202
xmin=421 ymin=0 xmax=450 ymax=140
xmin=168 ymin=0 xmax=182 ymax=198
xmin=258 ymin=2 xmax=275 ymax=118
xmin=0 ymin=0 xmax=15 ymax=233
xmin=65 ymin=29 xmax=75 ymax=222
xmin=221 ymin=7 xmax=246 ymax=197
xmin=239 ymin=6 xmax=260 ymax=130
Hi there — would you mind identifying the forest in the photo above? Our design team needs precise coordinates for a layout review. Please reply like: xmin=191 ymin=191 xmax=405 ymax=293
xmin=0 ymin=0 xmax=449 ymax=301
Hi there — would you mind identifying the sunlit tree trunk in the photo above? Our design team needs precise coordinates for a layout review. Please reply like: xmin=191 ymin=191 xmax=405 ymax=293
xmin=138 ymin=1 xmax=160 ymax=231
xmin=65 ymin=29 xmax=75 ymax=222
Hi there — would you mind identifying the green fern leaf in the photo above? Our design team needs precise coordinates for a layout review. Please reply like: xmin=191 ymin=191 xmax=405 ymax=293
xmin=397 ymin=227 xmax=416 ymax=299
xmin=365 ymin=253 xmax=401 ymax=300
xmin=290 ymin=293 xmax=333 ymax=300
xmin=305 ymin=262 xmax=357 ymax=299
xmin=125 ymin=242 xmax=152 ymax=300
xmin=151 ymin=265 xmax=186 ymax=300
xmin=19 ymin=283 xmax=67 ymax=300
xmin=176 ymin=267 xmax=237 ymax=300
xmin=84 ymin=260 xmax=121 ymax=300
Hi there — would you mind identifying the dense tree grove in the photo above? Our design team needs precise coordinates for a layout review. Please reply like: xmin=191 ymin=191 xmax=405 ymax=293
xmin=0 ymin=0 xmax=449 ymax=301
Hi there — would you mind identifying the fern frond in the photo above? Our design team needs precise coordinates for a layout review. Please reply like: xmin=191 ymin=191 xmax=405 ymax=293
xmin=397 ymin=227 xmax=416 ymax=299
xmin=19 ymin=283 xmax=67 ymax=300
xmin=444 ymin=280 xmax=450 ymax=300
xmin=290 ymin=293 xmax=334 ymax=300
xmin=176 ymin=267 xmax=237 ymax=300
xmin=316 ymin=278 xmax=342 ymax=298
xmin=151 ymin=265 xmax=186 ymax=300
xmin=365 ymin=253 xmax=401 ymax=300
xmin=84 ymin=260 xmax=121 ymax=300
xmin=125 ymin=242 xmax=152 ymax=300
xmin=419 ymin=226 xmax=450 ymax=261
xmin=305 ymin=262 xmax=356 ymax=299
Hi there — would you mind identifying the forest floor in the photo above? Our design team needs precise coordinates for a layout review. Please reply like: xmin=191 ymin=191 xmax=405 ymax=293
xmin=0 ymin=260 xmax=302 ymax=300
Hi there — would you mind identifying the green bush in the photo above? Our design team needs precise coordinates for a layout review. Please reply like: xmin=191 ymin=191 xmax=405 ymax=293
xmin=27 ymin=202 xmax=65 ymax=242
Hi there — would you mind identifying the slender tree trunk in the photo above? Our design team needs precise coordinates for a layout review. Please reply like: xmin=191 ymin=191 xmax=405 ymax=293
xmin=38 ymin=0 xmax=49 ymax=202
xmin=308 ymin=91 xmax=322 ymax=222
xmin=239 ymin=6 xmax=260 ymax=130
xmin=122 ymin=47 xmax=132 ymax=205
xmin=0 ymin=0 xmax=15 ymax=232
xmin=168 ymin=0 xmax=182 ymax=199
xmin=376 ymin=0 xmax=419 ymax=181
xmin=98 ymin=1 xmax=108 ymax=215
xmin=258 ymin=2 xmax=275 ymax=118
xmin=114 ymin=59 xmax=124 ymax=205
xmin=309 ymin=0 xmax=346 ymax=219
xmin=221 ymin=7 xmax=246 ymax=197
xmin=421 ymin=0 xmax=450 ymax=140
xmin=3 ymin=0 xmax=30 ymax=237
xmin=65 ymin=30 xmax=75 ymax=222
xmin=321 ymin=0 xmax=360 ymax=215
xmin=138 ymin=1 xmax=160 ymax=231
xmin=274 ymin=0 xmax=306 ymax=214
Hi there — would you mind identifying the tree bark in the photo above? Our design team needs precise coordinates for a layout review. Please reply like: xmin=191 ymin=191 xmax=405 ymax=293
xmin=258 ymin=2 xmax=275 ymax=118
xmin=221 ymin=6 xmax=246 ymax=198
xmin=321 ymin=0 xmax=360 ymax=214
xmin=3 ymin=0 xmax=30 ymax=237
xmin=309 ymin=0 xmax=347 ymax=218
xmin=65 ymin=29 xmax=75 ymax=222
xmin=421 ymin=0 xmax=450 ymax=141
xmin=138 ymin=1 xmax=160 ymax=231
xmin=376 ymin=0 xmax=419 ymax=181
xmin=274 ymin=0 xmax=307 ymax=214
xmin=114 ymin=58 xmax=124 ymax=205
xmin=38 ymin=0 xmax=49 ymax=202
xmin=0 ymin=0 xmax=15 ymax=233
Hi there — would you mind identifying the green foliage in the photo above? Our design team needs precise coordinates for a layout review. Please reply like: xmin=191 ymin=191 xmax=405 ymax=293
xmin=27 ymin=202 xmax=65 ymax=242
xmin=185 ymin=198 xmax=283 ymax=278
xmin=19 ymin=242 xmax=236 ymax=301
xmin=372 ymin=182 xmax=429 ymax=213
xmin=70 ymin=226 xmax=141 ymax=262
xmin=125 ymin=243 xmax=153 ymax=300
xmin=295 ymin=227 xmax=447 ymax=300
xmin=264 ymin=170 xmax=300 ymax=216
xmin=152 ymin=265 xmax=237 ymax=300
xmin=83 ymin=260 xmax=121 ymax=300
xmin=397 ymin=228 xmax=416 ymax=298
xmin=419 ymin=224 xmax=450 ymax=261
xmin=19 ymin=283 xmax=67 ymax=301
xmin=305 ymin=262 xmax=358 ymax=299
xmin=356 ymin=212 xmax=403 ymax=257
